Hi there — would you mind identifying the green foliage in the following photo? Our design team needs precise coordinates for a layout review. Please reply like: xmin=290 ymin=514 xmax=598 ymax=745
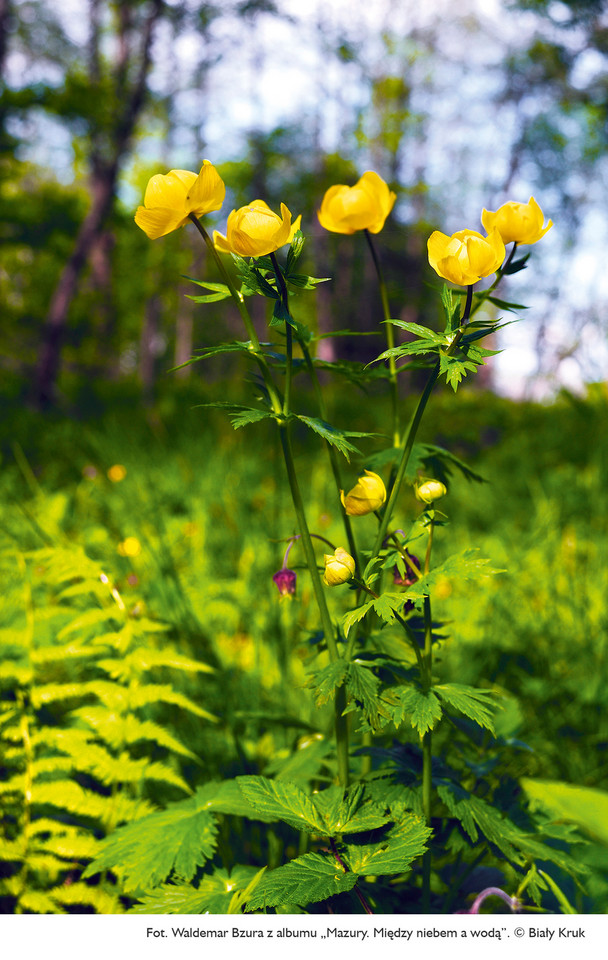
xmin=0 ymin=541 xmax=214 ymax=914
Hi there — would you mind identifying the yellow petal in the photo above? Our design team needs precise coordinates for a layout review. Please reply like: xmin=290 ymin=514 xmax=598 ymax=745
xmin=186 ymin=160 xmax=225 ymax=216
xmin=143 ymin=170 xmax=196 ymax=210
xmin=135 ymin=206 xmax=188 ymax=239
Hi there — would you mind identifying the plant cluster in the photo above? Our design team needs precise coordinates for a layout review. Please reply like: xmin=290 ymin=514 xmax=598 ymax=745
xmin=2 ymin=162 xmax=605 ymax=915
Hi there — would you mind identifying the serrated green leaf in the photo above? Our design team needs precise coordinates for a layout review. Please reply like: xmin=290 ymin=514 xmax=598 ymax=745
xmin=308 ymin=660 xmax=349 ymax=705
xmin=83 ymin=798 xmax=219 ymax=892
xmin=313 ymin=785 xmax=390 ymax=835
xmin=244 ymin=852 xmax=357 ymax=910
xmin=404 ymin=549 xmax=503 ymax=600
xmin=342 ymin=601 xmax=374 ymax=639
xmin=391 ymin=687 xmax=443 ymax=737
xmin=435 ymin=683 xmax=497 ymax=734
xmin=296 ymin=416 xmax=361 ymax=460
xmin=236 ymin=776 xmax=327 ymax=833
xmin=192 ymin=402 xmax=274 ymax=430
xmin=344 ymin=662 xmax=382 ymax=724
xmin=130 ymin=866 xmax=261 ymax=915
xmin=344 ymin=818 xmax=431 ymax=875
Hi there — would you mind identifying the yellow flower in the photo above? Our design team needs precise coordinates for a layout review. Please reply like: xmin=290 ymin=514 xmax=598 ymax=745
xmin=415 ymin=479 xmax=447 ymax=504
xmin=107 ymin=464 xmax=127 ymax=482
xmin=134 ymin=161 xmax=225 ymax=240
xmin=317 ymin=171 xmax=396 ymax=235
xmin=340 ymin=470 xmax=387 ymax=516
xmin=118 ymin=536 xmax=141 ymax=557
xmin=427 ymin=228 xmax=505 ymax=286
xmin=214 ymin=200 xmax=301 ymax=257
xmin=481 ymin=197 xmax=553 ymax=245
xmin=323 ymin=547 xmax=356 ymax=586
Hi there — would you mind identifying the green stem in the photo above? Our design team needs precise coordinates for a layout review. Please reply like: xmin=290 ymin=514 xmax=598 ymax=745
xmin=269 ymin=251 xmax=349 ymax=788
xmin=297 ymin=337 xmax=360 ymax=569
xmin=365 ymin=229 xmax=400 ymax=449
xmin=421 ymin=516 xmax=435 ymax=912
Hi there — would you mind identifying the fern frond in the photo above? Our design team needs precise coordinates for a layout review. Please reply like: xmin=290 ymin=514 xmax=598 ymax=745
xmin=18 ymin=888 xmax=64 ymax=914
xmin=69 ymin=707 xmax=198 ymax=759
xmin=128 ymin=683 xmax=217 ymax=722
xmin=50 ymin=881 xmax=124 ymax=914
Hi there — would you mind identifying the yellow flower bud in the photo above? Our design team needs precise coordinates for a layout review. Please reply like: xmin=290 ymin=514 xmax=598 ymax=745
xmin=134 ymin=161 xmax=225 ymax=239
xmin=427 ymin=228 xmax=505 ymax=286
xmin=340 ymin=470 xmax=387 ymax=516
xmin=323 ymin=547 xmax=356 ymax=586
xmin=317 ymin=171 xmax=396 ymax=235
xmin=481 ymin=197 xmax=552 ymax=246
xmin=214 ymin=200 xmax=301 ymax=257
xmin=415 ymin=479 xmax=447 ymax=503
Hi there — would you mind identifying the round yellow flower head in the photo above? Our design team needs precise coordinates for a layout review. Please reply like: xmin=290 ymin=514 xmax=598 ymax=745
xmin=427 ymin=228 xmax=505 ymax=286
xmin=340 ymin=470 xmax=387 ymax=516
xmin=107 ymin=464 xmax=127 ymax=482
xmin=318 ymin=171 xmax=396 ymax=235
xmin=415 ymin=479 xmax=447 ymax=504
xmin=323 ymin=547 xmax=356 ymax=586
xmin=481 ymin=197 xmax=553 ymax=245
xmin=134 ymin=161 xmax=225 ymax=240
xmin=214 ymin=200 xmax=301 ymax=258
xmin=118 ymin=536 xmax=142 ymax=558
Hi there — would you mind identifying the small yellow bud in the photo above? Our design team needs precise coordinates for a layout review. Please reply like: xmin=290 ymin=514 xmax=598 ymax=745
xmin=323 ymin=547 xmax=356 ymax=586
xmin=415 ymin=479 xmax=447 ymax=504
xmin=340 ymin=470 xmax=387 ymax=516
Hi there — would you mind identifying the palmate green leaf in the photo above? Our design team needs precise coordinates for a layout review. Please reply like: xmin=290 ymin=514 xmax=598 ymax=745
xmin=237 ymin=776 xmax=327 ymax=834
xmin=404 ymin=548 xmax=502 ymax=600
xmin=192 ymin=402 xmax=274 ymax=430
xmin=435 ymin=683 xmax=497 ymax=734
xmin=308 ymin=660 xmax=349 ymax=705
xmin=521 ymin=778 xmax=608 ymax=846
xmin=344 ymin=817 xmax=431 ymax=876
xmin=313 ymin=784 xmax=390 ymax=835
xmin=439 ymin=352 xmax=478 ymax=391
xmin=344 ymin=662 xmax=382 ymax=724
xmin=296 ymin=416 xmax=362 ymax=461
xmin=83 ymin=796 xmax=220 ymax=892
xmin=130 ymin=866 xmax=261 ymax=915
xmin=245 ymin=852 xmax=358 ymax=911
xmin=390 ymin=686 xmax=443 ymax=737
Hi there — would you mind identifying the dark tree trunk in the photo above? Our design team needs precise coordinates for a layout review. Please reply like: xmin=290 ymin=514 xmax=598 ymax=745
xmin=32 ymin=0 xmax=163 ymax=410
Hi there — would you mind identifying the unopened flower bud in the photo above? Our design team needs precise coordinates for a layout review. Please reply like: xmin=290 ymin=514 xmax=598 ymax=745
xmin=340 ymin=470 xmax=386 ymax=516
xmin=415 ymin=479 xmax=447 ymax=504
xmin=323 ymin=547 xmax=356 ymax=586
xmin=393 ymin=552 xmax=420 ymax=587
xmin=272 ymin=567 xmax=297 ymax=597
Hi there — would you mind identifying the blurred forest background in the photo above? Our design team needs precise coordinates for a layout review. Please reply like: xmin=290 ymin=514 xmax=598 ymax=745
xmin=1 ymin=0 xmax=607 ymax=411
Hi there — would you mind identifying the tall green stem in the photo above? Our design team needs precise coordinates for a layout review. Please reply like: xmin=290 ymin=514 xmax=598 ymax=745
xmin=421 ymin=516 xmax=435 ymax=911
xmin=365 ymin=230 xmax=400 ymax=449
xmin=270 ymin=252 xmax=349 ymax=788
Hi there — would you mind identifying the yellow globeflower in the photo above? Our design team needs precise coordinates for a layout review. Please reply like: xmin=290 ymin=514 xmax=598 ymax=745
xmin=427 ymin=228 xmax=505 ymax=286
xmin=134 ymin=161 xmax=225 ymax=240
xmin=317 ymin=171 xmax=396 ymax=235
xmin=323 ymin=547 xmax=356 ymax=586
xmin=341 ymin=470 xmax=387 ymax=516
xmin=213 ymin=200 xmax=301 ymax=257
xmin=107 ymin=464 xmax=127 ymax=482
xmin=118 ymin=536 xmax=142 ymax=557
xmin=481 ymin=197 xmax=553 ymax=245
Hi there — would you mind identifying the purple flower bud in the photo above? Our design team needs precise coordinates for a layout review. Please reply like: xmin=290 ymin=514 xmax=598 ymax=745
xmin=272 ymin=567 xmax=297 ymax=597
